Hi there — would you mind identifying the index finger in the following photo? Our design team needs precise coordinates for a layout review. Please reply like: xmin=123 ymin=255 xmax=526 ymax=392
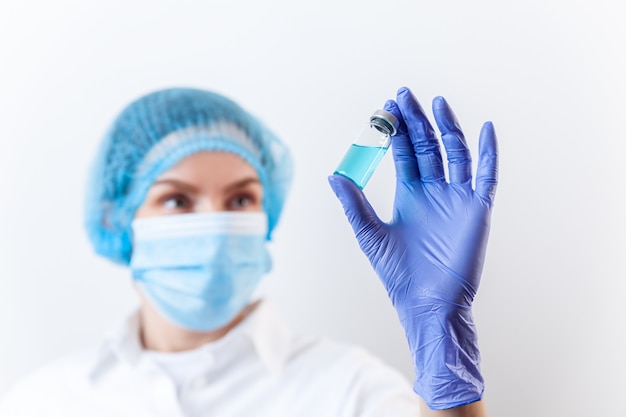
xmin=396 ymin=87 xmax=445 ymax=183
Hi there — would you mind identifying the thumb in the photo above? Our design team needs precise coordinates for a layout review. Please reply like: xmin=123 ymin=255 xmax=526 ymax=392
xmin=328 ymin=174 xmax=382 ymax=239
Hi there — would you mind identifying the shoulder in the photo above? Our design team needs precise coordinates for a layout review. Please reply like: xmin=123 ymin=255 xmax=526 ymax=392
xmin=291 ymin=333 xmax=411 ymax=385
xmin=252 ymin=301 xmax=415 ymax=392
xmin=281 ymin=334 xmax=422 ymax=415
xmin=0 ymin=348 xmax=98 ymax=416
xmin=249 ymin=301 xmax=421 ymax=413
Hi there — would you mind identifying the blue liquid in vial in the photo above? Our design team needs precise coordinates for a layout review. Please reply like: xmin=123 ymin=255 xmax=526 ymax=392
xmin=334 ymin=144 xmax=388 ymax=189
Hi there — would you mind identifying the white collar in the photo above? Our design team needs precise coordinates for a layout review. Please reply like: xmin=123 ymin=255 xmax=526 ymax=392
xmin=86 ymin=300 xmax=293 ymax=382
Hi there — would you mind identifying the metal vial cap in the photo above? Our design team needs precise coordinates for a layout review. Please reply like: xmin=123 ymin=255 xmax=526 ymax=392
xmin=369 ymin=109 xmax=399 ymax=136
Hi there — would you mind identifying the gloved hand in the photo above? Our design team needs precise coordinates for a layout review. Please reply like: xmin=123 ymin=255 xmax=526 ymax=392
xmin=328 ymin=87 xmax=498 ymax=410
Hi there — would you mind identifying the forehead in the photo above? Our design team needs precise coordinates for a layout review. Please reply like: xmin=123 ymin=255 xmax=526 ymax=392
xmin=154 ymin=151 xmax=260 ymax=185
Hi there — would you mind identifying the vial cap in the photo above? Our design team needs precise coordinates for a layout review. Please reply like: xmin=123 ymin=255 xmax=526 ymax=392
xmin=369 ymin=110 xmax=399 ymax=136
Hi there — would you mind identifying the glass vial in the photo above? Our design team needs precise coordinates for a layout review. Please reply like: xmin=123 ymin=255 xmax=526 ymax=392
xmin=334 ymin=109 xmax=399 ymax=189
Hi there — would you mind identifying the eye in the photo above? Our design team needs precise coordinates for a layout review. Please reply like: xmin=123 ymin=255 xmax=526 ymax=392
xmin=162 ymin=194 xmax=191 ymax=212
xmin=228 ymin=193 xmax=259 ymax=210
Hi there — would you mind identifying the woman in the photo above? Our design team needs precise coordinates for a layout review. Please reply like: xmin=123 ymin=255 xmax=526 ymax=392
xmin=0 ymin=86 xmax=497 ymax=416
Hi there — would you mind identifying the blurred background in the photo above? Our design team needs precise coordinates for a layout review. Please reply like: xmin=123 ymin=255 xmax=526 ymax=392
xmin=1 ymin=1 xmax=625 ymax=415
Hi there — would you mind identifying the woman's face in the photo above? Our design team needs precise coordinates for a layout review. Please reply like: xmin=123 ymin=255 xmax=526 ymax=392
xmin=135 ymin=151 xmax=263 ymax=218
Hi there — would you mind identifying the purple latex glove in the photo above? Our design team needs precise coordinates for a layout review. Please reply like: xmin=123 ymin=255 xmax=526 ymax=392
xmin=328 ymin=87 xmax=498 ymax=410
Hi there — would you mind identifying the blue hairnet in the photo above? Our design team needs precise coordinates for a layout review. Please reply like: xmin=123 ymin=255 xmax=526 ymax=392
xmin=85 ymin=88 xmax=293 ymax=265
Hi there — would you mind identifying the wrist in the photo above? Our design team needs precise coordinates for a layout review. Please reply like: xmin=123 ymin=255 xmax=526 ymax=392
xmin=400 ymin=305 xmax=484 ymax=409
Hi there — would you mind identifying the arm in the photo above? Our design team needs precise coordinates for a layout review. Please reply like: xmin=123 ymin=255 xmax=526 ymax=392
xmin=421 ymin=398 xmax=488 ymax=416
xmin=329 ymin=87 xmax=498 ymax=414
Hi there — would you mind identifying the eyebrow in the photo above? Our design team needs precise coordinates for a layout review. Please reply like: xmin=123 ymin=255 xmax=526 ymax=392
xmin=224 ymin=177 xmax=262 ymax=194
xmin=150 ymin=177 xmax=261 ymax=193
xmin=150 ymin=178 xmax=199 ymax=193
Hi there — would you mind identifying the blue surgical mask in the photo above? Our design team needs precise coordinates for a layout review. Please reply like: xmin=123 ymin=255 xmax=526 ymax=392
xmin=130 ymin=212 xmax=271 ymax=332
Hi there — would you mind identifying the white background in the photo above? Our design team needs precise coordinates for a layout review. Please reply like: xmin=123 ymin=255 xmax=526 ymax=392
xmin=1 ymin=1 xmax=625 ymax=416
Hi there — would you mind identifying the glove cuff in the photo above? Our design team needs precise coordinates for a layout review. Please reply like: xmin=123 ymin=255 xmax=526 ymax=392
xmin=402 ymin=306 xmax=484 ymax=410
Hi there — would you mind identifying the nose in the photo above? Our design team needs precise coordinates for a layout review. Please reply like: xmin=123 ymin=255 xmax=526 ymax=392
xmin=193 ymin=196 xmax=220 ymax=213
xmin=194 ymin=196 xmax=224 ymax=213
